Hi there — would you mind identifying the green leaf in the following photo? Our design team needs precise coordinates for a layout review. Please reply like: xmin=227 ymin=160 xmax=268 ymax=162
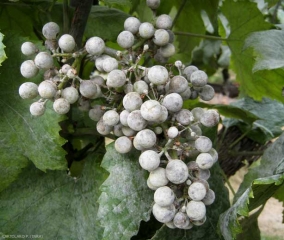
xmin=219 ymin=174 xmax=284 ymax=240
xmin=0 ymin=32 xmax=67 ymax=193
xmin=220 ymin=0 xmax=284 ymax=102
xmin=0 ymin=32 xmax=7 ymax=66
xmin=234 ymin=132 xmax=284 ymax=200
xmin=173 ymin=0 xmax=219 ymax=63
xmin=0 ymin=4 xmax=38 ymax=39
xmin=229 ymin=97 xmax=284 ymax=143
xmin=151 ymin=163 xmax=230 ymax=240
xmin=97 ymin=143 xmax=153 ymax=240
xmin=244 ymin=30 xmax=284 ymax=72
xmin=236 ymin=208 xmax=262 ymax=240
xmin=0 ymin=150 xmax=107 ymax=239
xmin=86 ymin=6 xmax=130 ymax=42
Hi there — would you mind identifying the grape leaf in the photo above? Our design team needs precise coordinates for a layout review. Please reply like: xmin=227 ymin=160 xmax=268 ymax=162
xmin=234 ymin=132 xmax=284 ymax=200
xmin=0 ymin=32 xmax=67 ymax=193
xmin=173 ymin=0 xmax=219 ymax=64
xmin=97 ymin=143 xmax=153 ymax=240
xmin=244 ymin=30 xmax=284 ymax=72
xmin=0 ymin=32 xmax=7 ymax=66
xmin=220 ymin=0 xmax=284 ymax=103
xmin=229 ymin=97 xmax=284 ymax=143
xmin=0 ymin=151 xmax=107 ymax=239
xmin=236 ymin=208 xmax=261 ymax=240
xmin=150 ymin=163 xmax=230 ymax=240
xmin=86 ymin=6 xmax=130 ymax=42
xmin=219 ymin=174 xmax=284 ymax=240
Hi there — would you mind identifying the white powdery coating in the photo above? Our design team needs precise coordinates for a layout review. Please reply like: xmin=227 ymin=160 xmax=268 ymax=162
xmin=152 ymin=203 xmax=176 ymax=223
xmin=139 ymin=150 xmax=160 ymax=171
xmin=162 ymin=93 xmax=183 ymax=112
xmin=113 ymin=123 xmax=123 ymax=137
xmin=140 ymin=100 xmax=162 ymax=122
xmin=153 ymin=29 xmax=170 ymax=46
xmin=124 ymin=17 xmax=141 ymax=34
xmin=194 ymin=169 xmax=211 ymax=181
xmin=167 ymin=126 xmax=178 ymax=139
xmin=80 ymin=80 xmax=98 ymax=99
xmin=173 ymin=212 xmax=192 ymax=229
xmin=96 ymin=119 xmax=112 ymax=135
xmin=148 ymin=65 xmax=169 ymax=85
xmin=160 ymin=43 xmax=175 ymax=58
xmin=146 ymin=0 xmax=160 ymax=9
xmin=165 ymin=221 xmax=176 ymax=229
xmin=91 ymin=75 xmax=105 ymax=86
xmin=114 ymin=136 xmax=132 ymax=154
xmin=42 ymin=22 xmax=60 ymax=40
xmin=186 ymin=200 xmax=206 ymax=221
xmin=148 ymin=167 xmax=169 ymax=187
xmin=124 ymin=83 xmax=134 ymax=94
xmin=120 ymin=110 xmax=130 ymax=126
xmin=102 ymin=57 xmax=118 ymax=73
xmin=89 ymin=105 xmax=105 ymax=122
xmin=34 ymin=52 xmax=53 ymax=69
xmin=117 ymin=31 xmax=135 ymax=49
xmin=190 ymin=70 xmax=208 ymax=87
xmin=38 ymin=80 xmax=57 ymax=99
xmin=195 ymin=136 xmax=212 ymax=153
xmin=19 ymin=82 xmax=38 ymax=99
xmin=200 ymin=109 xmax=220 ymax=127
xmin=127 ymin=110 xmax=147 ymax=131
xmin=122 ymin=126 xmax=136 ymax=137
xmin=85 ymin=37 xmax=105 ymax=55
xmin=95 ymin=55 xmax=111 ymax=72
xmin=133 ymin=80 xmax=149 ymax=94
xmin=103 ymin=110 xmax=120 ymax=126
xmin=188 ymin=182 xmax=207 ymax=201
xmin=166 ymin=160 xmax=189 ymax=184
xmin=106 ymin=69 xmax=127 ymax=88
xmin=191 ymin=107 xmax=205 ymax=121
xmin=123 ymin=92 xmax=142 ymax=112
xmin=192 ymin=216 xmax=207 ymax=226
xmin=30 ymin=102 xmax=45 ymax=116
xmin=133 ymin=136 xmax=144 ymax=151
xmin=208 ymin=148 xmax=218 ymax=163
xmin=21 ymin=42 xmax=37 ymax=56
xmin=183 ymin=65 xmax=198 ymax=81
xmin=156 ymin=14 xmax=173 ymax=29
xmin=169 ymin=75 xmax=188 ymax=93
xmin=154 ymin=186 xmax=175 ymax=207
xmin=61 ymin=64 xmax=72 ymax=74
xmin=134 ymin=129 xmax=156 ymax=149
xmin=20 ymin=60 xmax=39 ymax=78
xmin=202 ymin=189 xmax=215 ymax=205
xmin=175 ymin=109 xmax=193 ymax=125
xmin=196 ymin=153 xmax=214 ymax=169
xmin=139 ymin=22 xmax=155 ymax=39
xmin=147 ymin=178 xmax=158 ymax=190
xmin=58 ymin=34 xmax=75 ymax=52
xmin=154 ymin=126 xmax=163 ymax=135
xmin=61 ymin=86 xmax=79 ymax=104
xmin=199 ymin=85 xmax=215 ymax=101
xmin=157 ymin=105 xmax=168 ymax=122
xmin=53 ymin=98 xmax=70 ymax=114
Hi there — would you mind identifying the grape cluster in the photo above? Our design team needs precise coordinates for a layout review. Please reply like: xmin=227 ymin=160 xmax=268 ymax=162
xmin=19 ymin=0 xmax=219 ymax=230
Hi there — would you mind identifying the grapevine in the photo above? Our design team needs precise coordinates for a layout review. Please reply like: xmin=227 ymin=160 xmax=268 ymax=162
xmin=19 ymin=0 xmax=220 ymax=230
